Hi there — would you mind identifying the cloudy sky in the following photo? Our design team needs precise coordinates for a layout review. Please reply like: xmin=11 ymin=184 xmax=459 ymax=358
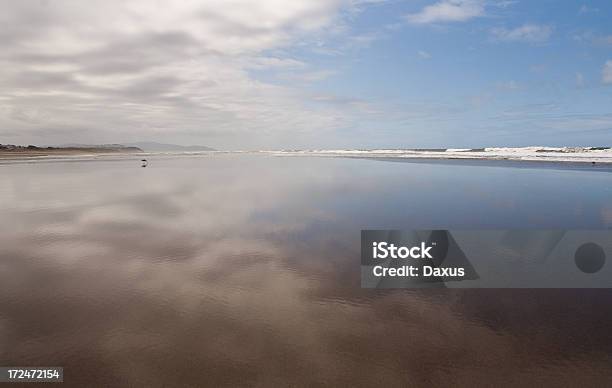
xmin=1 ymin=0 xmax=612 ymax=149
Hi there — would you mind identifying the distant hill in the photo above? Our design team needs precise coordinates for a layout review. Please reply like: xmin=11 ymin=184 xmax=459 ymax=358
xmin=60 ymin=143 xmax=142 ymax=151
xmin=123 ymin=142 xmax=216 ymax=152
xmin=1 ymin=143 xmax=142 ymax=155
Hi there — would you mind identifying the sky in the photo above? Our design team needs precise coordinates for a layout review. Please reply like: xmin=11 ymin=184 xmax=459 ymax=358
xmin=1 ymin=0 xmax=612 ymax=150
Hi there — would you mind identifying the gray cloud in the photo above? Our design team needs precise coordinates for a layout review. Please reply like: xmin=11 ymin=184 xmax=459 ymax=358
xmin=0 ymin=0 xmax=375 ymax=148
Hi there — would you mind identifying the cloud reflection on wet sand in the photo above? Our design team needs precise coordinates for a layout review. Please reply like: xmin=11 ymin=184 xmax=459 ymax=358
xmin=1 ymin=155 xmax=612 ymax=386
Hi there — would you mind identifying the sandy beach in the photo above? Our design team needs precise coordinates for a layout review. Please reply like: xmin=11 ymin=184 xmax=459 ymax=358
xmin=1 ymin=155 xmax=611 ymax=386
xmin=0 ymin=147 xmax=143 ymax=159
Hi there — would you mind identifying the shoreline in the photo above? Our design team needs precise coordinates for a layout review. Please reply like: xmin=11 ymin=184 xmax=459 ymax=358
xmin=348 ymin=155 xmax=612 ymax=172
xmin=266 ymin=149 xmax=612 ymax=165
xmin=0 ymin=148 xmax=143 ymax=159
xmin=1 ymin=150 xmax=612 ymax=171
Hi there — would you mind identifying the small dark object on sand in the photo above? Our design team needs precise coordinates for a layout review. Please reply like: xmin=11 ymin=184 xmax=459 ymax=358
xmin=592 ymin=161 xmax=596 ymax=165
xmin=141 ymin=159 xmax=148 ymax=167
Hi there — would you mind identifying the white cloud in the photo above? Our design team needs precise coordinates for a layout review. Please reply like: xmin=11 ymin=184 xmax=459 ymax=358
xmin=0 ymin=0 xmax=378 ymax=148
xmin=281 ymin=69 xmax=338 ymax=83
xmin=491 ymin=24 xmax=553 ymax=43
xmin=418 ymin=50 xmax=432 ymax=59
xmin=579 ymin=5 xmax=599 ymax=14
xmin=529 ymin=64 xmax=547 ymax=73
xmin=405 ymin=0 xmax=485 ymax=24
xmin=576 ymin=72 xmax=585 ymax=87
xmin=246 ymin=57 xmax=307 ymax=70
xmin=603 ymin=61 xmax=612 ymax=84
xmin=495 ymin=1 xmax=517 ymax=8
xmin=572 ymin=32 xmax=612 ymax=46
xmin=496 ymin=80 xmax=521 ymax=90
xmin=599 ymin=36 xmax=612 ymax=46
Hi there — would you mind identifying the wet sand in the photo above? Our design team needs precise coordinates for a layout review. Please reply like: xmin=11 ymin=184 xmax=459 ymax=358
xmin=1 ymin=154 xmax=611 ymax=387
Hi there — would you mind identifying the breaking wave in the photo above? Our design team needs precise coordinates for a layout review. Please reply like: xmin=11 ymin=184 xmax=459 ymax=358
xmin=267 ymin=147 xmax=612 ymax=163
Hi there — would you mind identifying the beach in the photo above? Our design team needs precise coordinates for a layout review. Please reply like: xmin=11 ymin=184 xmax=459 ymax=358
xmin=1 ymin=154 xmax=611 ymax=386
xmin=0 ymin=147 xmax=142 ymax=159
